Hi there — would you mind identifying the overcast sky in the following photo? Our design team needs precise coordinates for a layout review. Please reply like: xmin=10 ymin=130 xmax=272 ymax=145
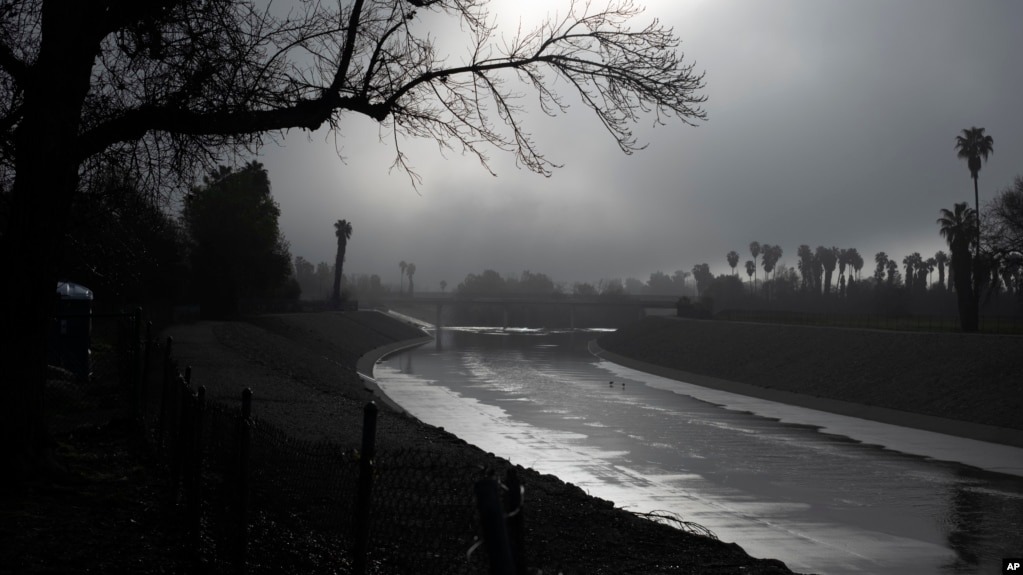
xmin=256 ymin=0 xmax=1023 ymax=292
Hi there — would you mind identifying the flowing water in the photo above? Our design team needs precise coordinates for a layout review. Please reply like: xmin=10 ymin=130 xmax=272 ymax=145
xmin=372 ymin=327 xmax=1023 ymax=575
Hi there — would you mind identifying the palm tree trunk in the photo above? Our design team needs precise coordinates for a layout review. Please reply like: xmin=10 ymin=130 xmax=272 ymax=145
xmin=972 ymin=175 xmax=982 ymax=321
xmin=332 ymin=241 xmax=345 ymax=304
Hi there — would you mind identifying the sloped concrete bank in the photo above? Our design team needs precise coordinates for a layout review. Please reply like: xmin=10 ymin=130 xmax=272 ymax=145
xmin=165 ymin=311 xmax=800 ymax=574
xmin=597 ymin=317 xmax=1023 ymax=447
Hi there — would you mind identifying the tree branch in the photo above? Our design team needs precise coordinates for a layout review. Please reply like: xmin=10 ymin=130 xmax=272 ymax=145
xmin=77 ymin=93 xmax=386 ymax=160
xmin=0 ymin=40 xmax=27 ymax=82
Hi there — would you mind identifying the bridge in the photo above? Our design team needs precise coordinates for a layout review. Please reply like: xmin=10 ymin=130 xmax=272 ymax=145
xmin=375 ymin=293 xmax=680 ymax=332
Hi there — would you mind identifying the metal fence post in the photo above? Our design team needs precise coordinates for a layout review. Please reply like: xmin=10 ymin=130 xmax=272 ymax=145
xmin=474 ymin=477 xmax=515 ymax=575
xmin=352 ymin=401 xmax=378 ymax=575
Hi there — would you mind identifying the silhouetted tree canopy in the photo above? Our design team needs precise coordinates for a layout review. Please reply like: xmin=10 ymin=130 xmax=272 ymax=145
xmin=62 ymin=171 xmax=187 ymax=303
xmin=938 ymin=202 xmax=978 ymax=331
xmin=986 ymin=176 xmax=1023 ymax=258
xmin=0 ymin=0 xmax=707 ymax=476
xmin=182 ymin=162 xmax=292 ymax=318
xmin=332 ymin=219 xmax=353 ymax=304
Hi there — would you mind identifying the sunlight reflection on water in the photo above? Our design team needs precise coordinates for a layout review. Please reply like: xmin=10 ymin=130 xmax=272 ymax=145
xmin=375 ymin=329 xmax=1023 ymax=575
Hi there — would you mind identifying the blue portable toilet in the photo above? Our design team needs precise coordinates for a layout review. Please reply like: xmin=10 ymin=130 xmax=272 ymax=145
xmin=50 ymin=281 xmax=94 ymax=381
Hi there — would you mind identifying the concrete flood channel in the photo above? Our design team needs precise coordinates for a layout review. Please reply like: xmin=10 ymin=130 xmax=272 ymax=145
xmin=372 ymin=326 xmax=1023 ymax=575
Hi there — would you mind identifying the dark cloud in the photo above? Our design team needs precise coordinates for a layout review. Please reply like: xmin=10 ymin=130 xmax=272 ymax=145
xmin=260 ymin=1 xmax=1023 ymax=292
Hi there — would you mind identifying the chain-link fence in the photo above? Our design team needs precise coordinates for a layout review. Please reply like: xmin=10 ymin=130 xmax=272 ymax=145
xmin=146 ymin=335 xmax=524 ymax=575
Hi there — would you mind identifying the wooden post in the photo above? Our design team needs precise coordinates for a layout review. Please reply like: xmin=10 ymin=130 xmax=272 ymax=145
xmin=190 ymin=385 xmax=206 ymax=552
xmin=140 ymin=320 xmax=153 ymax=421
xmin=132 ymin=307 xmax=143 ymax=417
xmin=474 ymin=478 xmax=515 ymax=575
xmin=352 ymin=402 xmax=378 ymax=575
xmin=504 ymin=469 xmax=526 ymax=575
xmin=234 ymin=388 xmax=252 ymax=575
xmin=157 ymin=336 xmax=174 ymax=449
xmin=173 ymin=374 xmax=191 ymax=503
xmin=435 ymin=303 xmax=443 ymax=350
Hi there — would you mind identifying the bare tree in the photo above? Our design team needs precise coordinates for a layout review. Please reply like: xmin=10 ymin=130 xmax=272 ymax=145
xmin=0 ymin=0 xmax=707 ymax=477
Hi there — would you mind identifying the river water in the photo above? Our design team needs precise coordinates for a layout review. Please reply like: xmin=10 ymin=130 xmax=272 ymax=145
xmin=372 ymin=327 xmax=1023 ymax=575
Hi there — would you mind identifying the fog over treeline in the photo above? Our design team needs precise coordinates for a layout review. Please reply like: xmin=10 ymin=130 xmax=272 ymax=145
xmin=260 ymin=1 xmax=1023 ymax=295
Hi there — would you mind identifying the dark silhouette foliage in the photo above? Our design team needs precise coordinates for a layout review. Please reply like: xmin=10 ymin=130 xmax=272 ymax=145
xmin=938 ymin=202 xmax=978 ymax=331
xmin=332 ymin=219 xmax=353 ymax=304
xmin=182 ymin=162 xmax=292 ymax=318
xmin=0 ymin=0 xmax=707 ymax=477
xmin=62 ymin=171 xmax=187 ymax=304
xmin=986 ymin=176 xmax=1023 ymax=258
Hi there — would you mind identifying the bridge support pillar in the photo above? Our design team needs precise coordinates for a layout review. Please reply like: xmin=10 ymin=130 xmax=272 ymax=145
xmin=436 ymin=303 xmax=443 ymax=350
xmin=503 ymin=305 xmax=509 ymax=330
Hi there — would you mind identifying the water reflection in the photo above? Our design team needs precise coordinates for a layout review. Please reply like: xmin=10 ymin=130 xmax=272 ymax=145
xmin=943 ymin=467 xmax=1023 ymax=572
xmin=377 ymin=327 xmax=1023 ymax=574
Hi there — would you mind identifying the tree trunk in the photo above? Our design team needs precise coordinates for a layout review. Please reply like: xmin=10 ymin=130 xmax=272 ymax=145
xmin=0 ymin=4 xmax=100 ymax=481
xmin=951 ymin=248 xmax=978 ymax=332
xmin=972 ymin=175 xmax=983 ymax=323
xmin=332 ymin=242 xmax=345 ymax=304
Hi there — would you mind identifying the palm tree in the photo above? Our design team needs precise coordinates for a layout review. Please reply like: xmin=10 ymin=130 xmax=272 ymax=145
xmin=848 ymin=249 xmax=864 ymax=281
xmin=837 ymin=248 xmax=850 ymax=290
xmin=406 ymin=262 xmax=416 ymax=297
xmin=744 ymin=260 xmax=755 ymax=294
xmin=954 ymin=127 xmax=994 ymax=262
xmin=749 ymin=241 xmax=761 ymax=292
xmin=820 ymin=247 xmax=838 ymax=295
xmin=874 ymin=252 xmax=888 ymax=285
xmin=935 ymin=250 xmax=948 ymax=291
xmin=332 ymin=219 xmax=353 ymax=304
xmin=885 ymin=259 xmax=899 ymax=285
xmin=924 ymin=257 xmax=937 ymax=289
xmin=399 ymin=260 xmax=407 ymax=294
xmin=440 ymin=280 xmax=447 ymax=293
xmin=902 ymin=253 xmax=920 ymax=291
xmin=760 ymin=244 xmax=782 ymax=299
xmin=938 ymin=202 xmax=978 ymax=331
xmin=797 ymin=244 xmax=814 ymax=291
xmin=726 ymin=250 xmax=739 ymax=276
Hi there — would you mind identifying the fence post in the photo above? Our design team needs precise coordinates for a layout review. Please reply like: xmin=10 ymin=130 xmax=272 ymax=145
xmin=132 ymin=307 xmax=144 ymax=416
xmin=139 ymin=319 xmax=153 ymax=423
xmin=504 ymin=468 xmax=526 ymax=575
xmin=474 ymin=477 xmax=515 ymax=575
xmin=234 ymin=388 xmax=252 ymax=575
xmin=190 ymin=385 xmax=206 ymax=553
xmin=352 ymin=401 xmax=378 ymax=575
xmin=173 ymin=373 xmax=191 ymax=504
xmin=158 ymin=336 xmax=174 ymax=449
